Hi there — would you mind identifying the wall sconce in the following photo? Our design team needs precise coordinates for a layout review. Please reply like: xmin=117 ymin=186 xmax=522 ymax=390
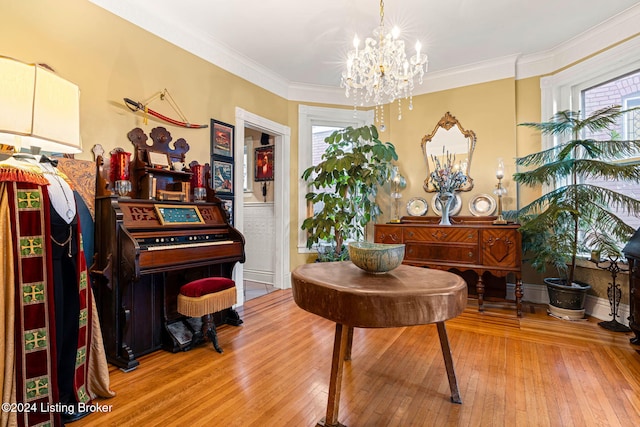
xmin=493 ymin=158 xmax=508 ymax=225
xmin=0 ymin=56 xmax=81 ymax=155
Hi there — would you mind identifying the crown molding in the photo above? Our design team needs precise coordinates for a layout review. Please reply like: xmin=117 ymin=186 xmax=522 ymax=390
xmin=90 ymin=1 xmax=640 ymax=104
xmin=89 ymin=0 xmax=291 ymax=99
xmin=516 ymin=3 xmax=640 ymax=79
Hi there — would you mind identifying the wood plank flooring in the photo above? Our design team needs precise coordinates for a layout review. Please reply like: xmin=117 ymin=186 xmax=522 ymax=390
xmin=75 ymin=290 xmax=640 ymax=427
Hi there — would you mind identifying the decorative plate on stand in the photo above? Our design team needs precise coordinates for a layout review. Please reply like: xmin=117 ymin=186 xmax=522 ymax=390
xmin=406 ymin=197 xmax=429 ymax=216
xmin=431 ymin=194 xmax=462 ymax=217
xmin=469 ymin=194 xmax=497 ymax=216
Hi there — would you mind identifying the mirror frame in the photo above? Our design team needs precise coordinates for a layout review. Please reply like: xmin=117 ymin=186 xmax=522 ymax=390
xmin=421 ymin=111 xmax=476 ymax=193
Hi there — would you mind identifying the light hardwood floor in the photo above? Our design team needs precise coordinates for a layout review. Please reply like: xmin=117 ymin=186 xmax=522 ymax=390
xmin=76 ymin=290 xmax=640 ymax=427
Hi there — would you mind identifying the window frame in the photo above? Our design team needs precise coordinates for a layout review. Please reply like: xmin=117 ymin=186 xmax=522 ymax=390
xmin=297 ymin=105 xmax=373 ymax=253
xmin=539 ymin=36 xmax=640 ymax=248
xmin=540 ymin=37 xmax=640 ymax=191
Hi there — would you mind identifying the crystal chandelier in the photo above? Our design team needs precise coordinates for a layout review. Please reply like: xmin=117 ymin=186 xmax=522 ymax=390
xmin=341 ymin=0 xmax=428 ymax=131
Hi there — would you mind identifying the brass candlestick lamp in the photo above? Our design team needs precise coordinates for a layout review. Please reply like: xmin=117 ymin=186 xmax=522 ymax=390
xmin=389 ymin=166 xmax=406 ymax=223
xmin=493 ymin=158 xmax=508 ymax=225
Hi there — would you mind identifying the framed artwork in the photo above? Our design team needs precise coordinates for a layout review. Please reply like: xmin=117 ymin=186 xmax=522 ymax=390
xmin=218 ymin=195 xmax=234 ymax=225
xmin=212 ymin=160 xmax=233 ymax=194
xmin=255 ymin=145 xmax=274 ymax=181
xmin=211 ymin=119 xmax=234 ymax=158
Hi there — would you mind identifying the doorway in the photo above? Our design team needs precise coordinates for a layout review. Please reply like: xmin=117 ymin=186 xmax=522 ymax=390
xmin=242 ymin=129 xmax=276 ymax=301
xmin=234 ymin=108 xmax=291 ymax=306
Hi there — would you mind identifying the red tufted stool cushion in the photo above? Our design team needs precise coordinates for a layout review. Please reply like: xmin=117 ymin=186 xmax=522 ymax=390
xmin=177 ymin=277 xmax=237 ymax=318
xmin=180 ymin=277 xmax=235 ymax=298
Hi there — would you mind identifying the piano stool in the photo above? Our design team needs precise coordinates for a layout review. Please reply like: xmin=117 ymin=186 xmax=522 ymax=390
xmin=177 ymin=277 xmax=237 ymax=353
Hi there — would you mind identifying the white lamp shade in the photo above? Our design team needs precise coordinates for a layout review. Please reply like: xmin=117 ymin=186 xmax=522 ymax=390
xmin=0 ymin=56 xmax=81 ymax=154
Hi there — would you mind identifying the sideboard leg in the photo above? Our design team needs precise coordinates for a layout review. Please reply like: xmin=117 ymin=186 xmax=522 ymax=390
xmin=436 ymin=321 xmax=462 ymax=404
xmin=477 ymin=276 xmax=485 ymax=312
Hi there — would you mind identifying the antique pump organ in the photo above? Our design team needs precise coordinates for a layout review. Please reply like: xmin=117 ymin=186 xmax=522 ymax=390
xmin=91 ymin=127 xmax=245 ymax=370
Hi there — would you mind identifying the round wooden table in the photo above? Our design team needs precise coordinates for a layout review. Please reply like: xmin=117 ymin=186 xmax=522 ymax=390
xmin=291 ymin=261 xmax=467 ymax=427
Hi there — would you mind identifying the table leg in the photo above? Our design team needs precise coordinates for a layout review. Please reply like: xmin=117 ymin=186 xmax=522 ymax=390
xmin=436 ymin=322 xmax=462 ymax=404
xmin=317 ymin=323 xmax=349 ymax=427
xmin=344 ymin=326 xmax=354 ymax=361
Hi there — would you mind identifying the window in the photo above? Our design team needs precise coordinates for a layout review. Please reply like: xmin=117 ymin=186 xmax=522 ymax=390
xmin=297 ymin=105 xmax=373 ymax=252
xmin=541 ymin=36 xmax=640 ymax=241
xmin=581 ymin=70 xmax=640 ymax=231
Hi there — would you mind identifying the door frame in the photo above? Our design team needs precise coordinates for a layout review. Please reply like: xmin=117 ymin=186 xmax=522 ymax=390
xmin=234 ymin=107 xmax=291 ymax=305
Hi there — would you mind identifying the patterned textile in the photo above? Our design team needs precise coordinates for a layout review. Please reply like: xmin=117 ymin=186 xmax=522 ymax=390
xmin=1 ymin=160 xmax=114 ymax=427
xmin=9 ymin=181 xmax=94 ymax=426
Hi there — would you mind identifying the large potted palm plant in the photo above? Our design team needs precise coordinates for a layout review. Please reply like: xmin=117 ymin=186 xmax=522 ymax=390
xmin=514 ymin=105 xmax=640 ymax=317
xmin=301 ymin=124 xmax=398 ymax=261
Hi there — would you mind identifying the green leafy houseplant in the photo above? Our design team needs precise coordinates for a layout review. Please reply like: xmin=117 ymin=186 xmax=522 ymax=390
xmin=514 ymin=106 xmax=640 ymax=298
xmin=301 ymin=125 xmax=398 ymax=261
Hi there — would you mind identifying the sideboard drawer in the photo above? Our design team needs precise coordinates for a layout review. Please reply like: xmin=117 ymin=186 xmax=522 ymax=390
xmin=405 ymin=243 xmax=479 ymax=264
xmin=374 ymin=225 xmax=403 ymax=244
xmin=404 ymin=227 xmax=478 ymax=243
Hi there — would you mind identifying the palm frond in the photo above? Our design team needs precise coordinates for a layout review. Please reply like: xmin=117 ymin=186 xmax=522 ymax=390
xmin=514 ymin=105 xmax=640 ymax=279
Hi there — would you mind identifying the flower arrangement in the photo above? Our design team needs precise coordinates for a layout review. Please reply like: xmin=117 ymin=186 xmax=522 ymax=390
xmin=429 ymin=151 xmax=467 ymax=194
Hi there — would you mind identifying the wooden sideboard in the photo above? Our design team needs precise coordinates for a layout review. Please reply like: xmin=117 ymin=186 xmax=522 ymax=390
xmin=374 ymin=216 xmax=523 ymax=316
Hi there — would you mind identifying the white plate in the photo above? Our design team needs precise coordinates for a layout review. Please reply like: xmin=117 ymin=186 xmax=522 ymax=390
xmin=406 ymin=197 xmax=428 ymax=216
xmin=431 ymin=194 xmax=462 ymax=217
xmin=469 ymin=194 xmax=497 ymax=216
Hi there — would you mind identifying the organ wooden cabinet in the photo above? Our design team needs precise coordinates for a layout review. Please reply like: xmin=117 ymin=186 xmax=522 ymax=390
xmin=374 ymin=216 xmax=523 ymax=316
xmin=91 ymin=127 xmax=245 ymax=370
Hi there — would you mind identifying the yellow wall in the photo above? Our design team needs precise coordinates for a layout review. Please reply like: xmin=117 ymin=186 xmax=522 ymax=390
xmin=0 ymin=0 xmax=289 ymax=166
xmin=378 ymin=78 xmax=518 ymax=219
xmin=0 ymin=0 xmax=623 ymax=300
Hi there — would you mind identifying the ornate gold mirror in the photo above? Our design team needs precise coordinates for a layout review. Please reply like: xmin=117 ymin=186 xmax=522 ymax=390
xmin=421 ymin=112 xmax=476 ymax=192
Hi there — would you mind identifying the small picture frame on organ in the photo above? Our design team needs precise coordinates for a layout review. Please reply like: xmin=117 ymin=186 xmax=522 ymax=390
xmin=148 ymin=151 xmax=171 ymax=169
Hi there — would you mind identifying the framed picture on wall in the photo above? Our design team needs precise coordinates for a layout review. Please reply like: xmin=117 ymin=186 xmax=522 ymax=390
xmin=211 ymin=119 xmax=234 ymax=158
xmin=212 ymin=160 xmax=233 ymax=194
xmin=218 ymin=195 xmax=234 ymax=225
xmin=255 ymin=145 xmax=274 ymax=181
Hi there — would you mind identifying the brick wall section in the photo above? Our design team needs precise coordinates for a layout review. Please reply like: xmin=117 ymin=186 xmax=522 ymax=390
xmin=582 ymin=70 xmax=640 ymax=230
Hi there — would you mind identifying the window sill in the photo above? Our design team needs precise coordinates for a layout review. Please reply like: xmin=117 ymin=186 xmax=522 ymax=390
xmin=575 ymin=256 xmax=629 ymax=273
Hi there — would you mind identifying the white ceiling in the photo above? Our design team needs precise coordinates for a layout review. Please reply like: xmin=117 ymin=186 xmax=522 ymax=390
xmin=90 ymin=0 xmax=640 ymax=103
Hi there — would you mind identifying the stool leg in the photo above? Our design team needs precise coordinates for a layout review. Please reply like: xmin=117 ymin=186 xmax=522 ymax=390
xmin=202 ymin=314 xmax=223 ymax=353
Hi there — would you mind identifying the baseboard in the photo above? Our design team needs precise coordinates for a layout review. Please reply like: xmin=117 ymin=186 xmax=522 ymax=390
xmin=244 ymin=269 xmax=274 ymax=285
xmin=507 ymin=282 xmax=630 ymax=325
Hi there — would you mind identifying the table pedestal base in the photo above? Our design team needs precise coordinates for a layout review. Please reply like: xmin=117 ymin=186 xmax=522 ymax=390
xmin=320 ymin=321 xmax=461 ymax=427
